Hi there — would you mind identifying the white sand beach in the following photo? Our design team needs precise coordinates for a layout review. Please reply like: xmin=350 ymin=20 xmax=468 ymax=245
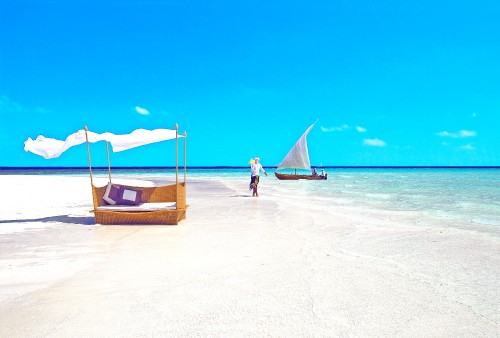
xmin=0 ymin=175 xmax=498 ymax=337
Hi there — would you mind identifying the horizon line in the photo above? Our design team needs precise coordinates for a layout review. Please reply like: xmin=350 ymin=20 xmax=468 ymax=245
xmin=1 ymin=166 xmax=499 ymax=170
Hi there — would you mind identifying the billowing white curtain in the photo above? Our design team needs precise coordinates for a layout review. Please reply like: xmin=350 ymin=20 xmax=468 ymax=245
xmin=24 ymin=128 xmax=182 ymax=159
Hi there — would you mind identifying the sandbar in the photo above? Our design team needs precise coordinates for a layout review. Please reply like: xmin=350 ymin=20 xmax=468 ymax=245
xmin=0 ymin=175 xmax=498 ymax=337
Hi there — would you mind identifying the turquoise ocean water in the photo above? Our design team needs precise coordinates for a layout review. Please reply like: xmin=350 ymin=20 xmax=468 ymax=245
xmin=2 ymin=167 xmax=499 ymax=232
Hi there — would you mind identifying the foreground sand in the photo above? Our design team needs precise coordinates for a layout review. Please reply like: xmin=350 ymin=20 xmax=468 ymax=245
xmin=0 ymin=175 xmax=498 ymax=337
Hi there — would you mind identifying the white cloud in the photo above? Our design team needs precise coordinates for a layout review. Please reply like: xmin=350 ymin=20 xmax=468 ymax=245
xmin=459 ymin=130 xmax=476 ymax=137
xmin=321 ymin=124 xmax=350 ymax=132
xmin=0 ymin=95 xmax=51 ymax=115
xmin=321 ymin=126 xmax=341 ymax=132
xmin=436 ymin=130 xmax=476 ymax=138
xmin=436 ymin=131 xmax=453 ymax=137
xmin=363 ymin=138 xmax=386 ymax=147
xmin=356 ymin=126 xmax=366 ymax=133
xmin=135 ymin=106 xmax=150 ymax=115
xmin=0 ymin=95 xmax=23 ymax=113
xmin=35 ymin=107 xmax=51 ymax=115
xmin=459 ymin=144 xmax=475 ymax=150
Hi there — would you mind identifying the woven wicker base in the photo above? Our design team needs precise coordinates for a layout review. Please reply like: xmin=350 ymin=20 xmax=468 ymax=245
xmin=93 ymin=208 xmax=187 ymax=225
xmin=91 ymin=182 xmax=187 ymax=225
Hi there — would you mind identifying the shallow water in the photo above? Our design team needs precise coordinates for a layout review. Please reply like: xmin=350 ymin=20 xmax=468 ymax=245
xmin=203 ymin=168 xmax=500 ymax=231
xmin=3 ymin=167 xmax=500 ymax=232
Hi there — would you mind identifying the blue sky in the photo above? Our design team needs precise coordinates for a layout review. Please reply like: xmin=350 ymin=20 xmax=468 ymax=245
xmin=1 ymin=0 xmax=499 ymax=167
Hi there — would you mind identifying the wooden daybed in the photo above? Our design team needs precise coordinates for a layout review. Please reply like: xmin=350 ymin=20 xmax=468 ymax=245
xmin=90 ymin=182 xmax=187 ymax=225
xmin=84 ymin=124 xmax=188 ymax=225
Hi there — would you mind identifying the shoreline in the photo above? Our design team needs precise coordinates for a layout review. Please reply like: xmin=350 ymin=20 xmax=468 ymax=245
xmin=0 ymin=175 xmax=498 ymax=336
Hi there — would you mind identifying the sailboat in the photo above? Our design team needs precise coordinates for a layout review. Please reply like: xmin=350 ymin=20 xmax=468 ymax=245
xmin=274 ymin=121 xmax=327 ymax=180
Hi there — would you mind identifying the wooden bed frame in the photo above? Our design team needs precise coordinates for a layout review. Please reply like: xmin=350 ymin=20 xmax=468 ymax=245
xmin=85 ymin=124 xmax=188 ymax=225
xmin=90 ymin=182 xmax=187 ymax=225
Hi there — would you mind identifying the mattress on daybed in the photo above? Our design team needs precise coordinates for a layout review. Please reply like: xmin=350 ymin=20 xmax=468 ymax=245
xmin=96 ymin=202 xmax=177 ymax=212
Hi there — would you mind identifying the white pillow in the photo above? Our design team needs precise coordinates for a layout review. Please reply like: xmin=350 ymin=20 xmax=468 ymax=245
xmin=116 ymin=186 xmax=142 ymax=206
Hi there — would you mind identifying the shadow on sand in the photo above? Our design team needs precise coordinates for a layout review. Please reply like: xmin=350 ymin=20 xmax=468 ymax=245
xmin=0 ymin=215 xmax=95 ymax=225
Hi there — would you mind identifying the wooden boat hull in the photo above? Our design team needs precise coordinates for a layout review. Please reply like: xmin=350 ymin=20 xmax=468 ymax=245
xmin=274 ymin=172 xmax=327 ymax=180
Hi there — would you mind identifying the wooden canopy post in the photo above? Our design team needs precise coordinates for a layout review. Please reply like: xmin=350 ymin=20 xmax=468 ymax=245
xmin=84 ymin=126 xmax=94 ymax=187
xmin=106 ymin=141 xmax=112 ymax=183
xmin=175 ymin=123 xmax=179 ymax=210
xmin=84 ymin=126 xmax=96 ymax=211
xmin=183 ymin=131 xmax=187 ymax=184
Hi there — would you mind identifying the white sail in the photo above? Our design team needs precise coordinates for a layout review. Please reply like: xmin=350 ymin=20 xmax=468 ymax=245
xmin=276 ymin=123 xmax=315 ymax=171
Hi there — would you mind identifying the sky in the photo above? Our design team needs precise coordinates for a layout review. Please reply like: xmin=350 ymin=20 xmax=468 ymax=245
xmin=1 ymin=0 xmax=499 ymax=167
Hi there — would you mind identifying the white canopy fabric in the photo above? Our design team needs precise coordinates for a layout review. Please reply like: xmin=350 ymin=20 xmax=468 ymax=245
xmin=24 ymin=128 xmax=183 ymax=159
xmin=276 ymin=123 xmax=315 ymax=171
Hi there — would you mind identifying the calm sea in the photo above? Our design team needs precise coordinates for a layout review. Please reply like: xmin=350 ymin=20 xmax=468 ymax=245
xmin=2 ymin=167 xmax=499 ymax=231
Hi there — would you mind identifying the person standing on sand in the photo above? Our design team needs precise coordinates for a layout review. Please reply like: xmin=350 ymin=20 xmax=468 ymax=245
xmin=250 ymin=157 xmax=267 ymax=197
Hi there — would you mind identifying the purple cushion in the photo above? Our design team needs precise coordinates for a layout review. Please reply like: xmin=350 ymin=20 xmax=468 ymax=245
xmin=103 ymin=183 xmax=120 ymax=205
xmin=116 ymin=186 xmax=142 ymax=206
